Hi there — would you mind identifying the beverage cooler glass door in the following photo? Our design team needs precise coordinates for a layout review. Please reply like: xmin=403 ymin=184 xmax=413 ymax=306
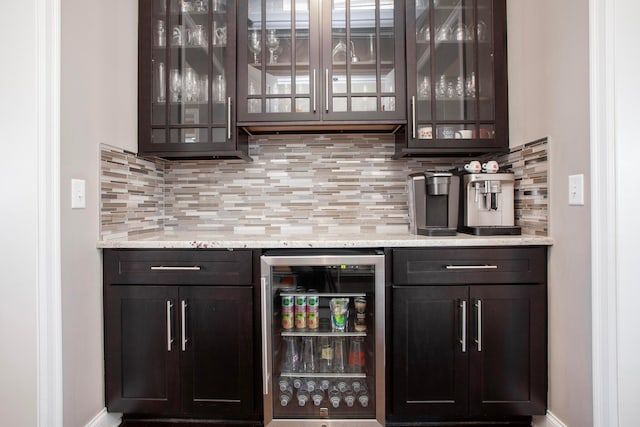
xmin=260 ymin=252 xmax=385 ymax=427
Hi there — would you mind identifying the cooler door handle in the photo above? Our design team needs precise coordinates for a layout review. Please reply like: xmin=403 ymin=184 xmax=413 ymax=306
xmin=261 ymin=277 xmax=270 ymax=395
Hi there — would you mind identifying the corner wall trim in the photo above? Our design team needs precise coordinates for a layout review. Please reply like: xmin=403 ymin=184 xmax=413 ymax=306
xmin=85 ymin=409 xmax=121 ymax=427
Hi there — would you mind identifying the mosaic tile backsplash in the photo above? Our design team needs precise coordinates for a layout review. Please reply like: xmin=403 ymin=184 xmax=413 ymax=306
xmin=100 ymin=135 xmax=548 ymax=239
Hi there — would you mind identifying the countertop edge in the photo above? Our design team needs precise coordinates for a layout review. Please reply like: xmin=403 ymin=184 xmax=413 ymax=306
xmin=97 ymin=234 xmax=553 ymax=249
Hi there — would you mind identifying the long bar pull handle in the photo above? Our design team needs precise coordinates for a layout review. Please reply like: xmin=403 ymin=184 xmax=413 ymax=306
xmin=151 ymin=266 xmax=202 ymax=271
xmin=445 ymin=265 xmax=498 ymax=270
xmin=460 ymin=300 xmax=467 ymax=353
xmin=475 ymin=299 xmax=483 ymax=352
xmin=411 ymin=96 xmax=416 ymax=139
xmin=325 ymin=68 xmax=329 ymax=113
xmin=227 ymin=97 xmax=232 ymax=140
xmin=181 ymin=300 xmax=188 ymax=351
xmin=260 ymin=277 xmax=270 ymax=395
xmin=166 ymin=301 xmax=173 ymax=351
xmin=312 ymin=69 xmax=317 ymax=113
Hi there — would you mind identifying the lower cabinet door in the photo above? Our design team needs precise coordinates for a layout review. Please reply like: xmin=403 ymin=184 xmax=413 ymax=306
xmin=180 ymin=286 xmax=255 ymax=418
xmin=104 ymin=286 xmax=181 ymax=414
xmin=468 ymin=284 xmax=547 ymax=416
xmin=392 ymin=285 xmax=469 ymax=417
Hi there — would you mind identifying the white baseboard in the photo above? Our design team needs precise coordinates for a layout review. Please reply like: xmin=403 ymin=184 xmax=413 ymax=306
xmin=532 ymin=411 xmax=569 ymax=427
xmin=85 ymin=408 xmax=121 ymax=427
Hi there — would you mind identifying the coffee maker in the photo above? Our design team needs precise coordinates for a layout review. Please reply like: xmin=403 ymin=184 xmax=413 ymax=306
xmin=458 ymin=172 xmax=521 ymax=235
xmin=408 ymin=172 xmax=459 ymax=236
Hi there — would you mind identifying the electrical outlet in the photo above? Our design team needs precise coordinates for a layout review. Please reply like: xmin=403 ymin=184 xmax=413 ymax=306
xmin=71 ymin=179 xmax=86 ymax=209
xmin=568 ymin=174 xmax=584 ymax=206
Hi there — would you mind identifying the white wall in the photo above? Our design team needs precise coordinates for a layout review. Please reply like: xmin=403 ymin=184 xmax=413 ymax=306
xmin=0 ymin=1 xmax=39 ymax=424
xmin=508 ymin=1 xmax=592 ymax=426
xmin=61 ymin=0 xmax=137 ymax=425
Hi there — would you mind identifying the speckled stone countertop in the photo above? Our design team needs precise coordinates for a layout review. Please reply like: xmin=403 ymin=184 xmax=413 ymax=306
xmin=97 ymin=231 xmax=552 ymax=249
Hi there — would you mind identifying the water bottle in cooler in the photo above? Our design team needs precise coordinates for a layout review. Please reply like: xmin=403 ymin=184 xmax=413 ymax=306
xmin=292 ymin=377 xmax=303 ymax=389
xmin=279 ymin=386 xmax=293 ymax=407
xmin=343 ymin=386 xmax=356 ymax=407
xmin=311 ymin=387 xmax=324 ymax=406
xmin=358 ymin=382 xmax=370 ymax=407
xmin=277 ymin=376 xmax=290 ymax=392
xmin=320 ymin=378 xmax=331 ymax=390
xmin=281 ymin=337 xmax=300 ymax=373
xmin=305 ymin=378 xmax=317 ymax=392
xmin=296 ymin=384 xmax=310 ymax=407
xmin=328 ymin=384 xmax=342 ymax=408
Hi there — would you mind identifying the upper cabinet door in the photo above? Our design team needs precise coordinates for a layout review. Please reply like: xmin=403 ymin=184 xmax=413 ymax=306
xmin=400 ymin=0 xmax=507 ymax=157
xmin=238 ymin=0 xmax=320 ymax=123
xmin=322 ymin=0 xmax=405 ymax=121
xmin=139 ymin=0 xmax=244 ymax=158
xmin=237 ymin=0 xmax=405 ymax=124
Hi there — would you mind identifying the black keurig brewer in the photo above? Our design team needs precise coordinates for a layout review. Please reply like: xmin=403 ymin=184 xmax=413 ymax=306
xmin=408 ymin=172 xmax=459 ymax=236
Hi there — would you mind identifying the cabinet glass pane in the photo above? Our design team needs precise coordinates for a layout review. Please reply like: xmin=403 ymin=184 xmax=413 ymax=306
xmin=330 ymin=0 xmax=396 ymax=114
xmin=415 ymin=0 xmax=432 ymax=121
xmin=477 ymin=0 xmax=494 ymax=120
xmin=246 ymin=0 xmax=311 ymax=117
xmin=349 ymin=0 xmax=376 ymax=95
xmin=168 ymin=0 xmax=210 ymax=127
xmin=433 ymin=0 xmax=476 ymax=121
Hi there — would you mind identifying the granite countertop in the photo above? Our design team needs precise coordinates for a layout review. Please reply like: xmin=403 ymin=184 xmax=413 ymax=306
xmin=97 ymin=231 xmax=553 ymax=249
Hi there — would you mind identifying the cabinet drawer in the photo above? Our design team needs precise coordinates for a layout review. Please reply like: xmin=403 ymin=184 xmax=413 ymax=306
xmin=392 ymin=246 xmax=546 ymax=285
xmin=104 ymin=249 xmax=253 ymax=285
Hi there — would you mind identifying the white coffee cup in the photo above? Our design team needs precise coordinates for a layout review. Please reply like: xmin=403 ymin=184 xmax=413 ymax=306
xmin=455 ymin=129 xmax=473 ymax=139
xmin=482 ymin=160 xmax=499 ymax=173
xmin=464 ymin=160 xmax=482 ymax=173
xmin=418 ymin=126 xmax=432 ymax=139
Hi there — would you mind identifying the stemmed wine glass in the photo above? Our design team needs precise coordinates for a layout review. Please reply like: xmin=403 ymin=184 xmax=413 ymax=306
xmin=265 ymin=29 xmax=280 ymax=64
xmin=248 ymin=30 xmax=261 ymax=64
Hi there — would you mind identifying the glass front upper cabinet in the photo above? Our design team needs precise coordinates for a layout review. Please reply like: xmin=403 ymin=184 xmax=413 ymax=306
xmin=399 ymin=0 xmax=507 ymax=156
xmin=139 ymin=0 xmax=248 ymax=159
xmin=237 ymin=0 xmax=405 ymax=124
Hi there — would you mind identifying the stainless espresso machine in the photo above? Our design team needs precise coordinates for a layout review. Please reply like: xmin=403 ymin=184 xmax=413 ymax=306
xmin=458 ymin=172 xmax=521 ymax=235
xmin=408 ymin=172 xmax=459 ymax=236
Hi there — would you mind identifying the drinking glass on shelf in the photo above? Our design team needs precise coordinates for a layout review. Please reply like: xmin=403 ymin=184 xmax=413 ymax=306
xmin=169 ymin=69 xmax=182 ymax=102
xmin=418 ymin=75 xmax=430 ymax=100
xmin=435 ymin=24 xmax=451 ymax=42
xmin=249 ymin=30 xmax=261 ymax=64
xmin=266 ymin=29 xmax=280 ymax=64
xmin=156 ymin=62 xmax=166 ymax=103
xmin=182 ymin=68 xmax=198 ymax=102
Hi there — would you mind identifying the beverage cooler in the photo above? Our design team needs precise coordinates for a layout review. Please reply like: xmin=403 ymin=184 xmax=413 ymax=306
xmin=260 ymin=250 xmax=385 ymax=426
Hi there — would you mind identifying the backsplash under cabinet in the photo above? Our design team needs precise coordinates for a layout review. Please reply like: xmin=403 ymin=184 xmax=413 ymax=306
xmin=100 ymin=135 xmax=547 ymax=239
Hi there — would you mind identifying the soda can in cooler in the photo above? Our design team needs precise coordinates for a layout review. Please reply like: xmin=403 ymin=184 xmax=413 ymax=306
xmin=307 ymin=311 xmax=319 ymax=329
xmin=282 ymin=311 xmax=294 ymax=329
xmin=295 ymin=295 xmax=307 ymax=329
xmin=281 ymin=294 xmax=295 ymax=311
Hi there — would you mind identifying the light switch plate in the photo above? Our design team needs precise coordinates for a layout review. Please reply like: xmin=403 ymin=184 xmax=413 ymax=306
xmin=569 ymin=174 xmax=584 ymax=206
xmin=71 ymin=179 xmax=86 ymax=209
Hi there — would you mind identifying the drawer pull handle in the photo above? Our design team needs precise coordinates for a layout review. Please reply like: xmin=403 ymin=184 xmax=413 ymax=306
xmin=459 ymin=300 xmax=467 ymax=353
xmin=445 ymin=265 xmax=498 ymax=270
xmin=475 ymin=299 xmax=483 ymax=352
xmin=150 ymin=266 xmax=201 ymax=271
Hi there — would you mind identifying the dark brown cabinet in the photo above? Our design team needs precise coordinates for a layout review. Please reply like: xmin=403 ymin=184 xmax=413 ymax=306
xmin=138 ymin=0 xmax=250 ymax=160
xmin=103 ymin=249 xmax=260 ymax=423
xmin=387 ymin=247 xmax=547 ymax=425
xmin=236 ymin=0 xmax=406 ymax=130
xmin=395 ymin=0 xmax=508 ymax=157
